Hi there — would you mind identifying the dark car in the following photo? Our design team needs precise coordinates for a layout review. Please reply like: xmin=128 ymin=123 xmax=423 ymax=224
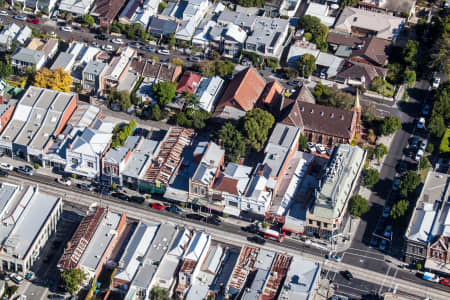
xmin=186 ymin=213 xmax=206 ymax=222
xmin=396 ymin=161 xmax=408 ymax=174
xmin=16 ymin=165 xmax=33 ymax=176
xmin=129 ymin=196 xmax=145 ymax=204
xmin=243 ymin=224 xmax=259 ymax=234
xmin=248 ymin=235 xmax=266 ymax=245
xmin=96 ymin=34 xmax=107 ymax=40
xmin=167 ymin=206 xmax=183 ymax=214
xmin=0 ymin=170 xmax=8 ymax=177
xmin=112 ymin=192 xmax=129 ymax=201
xmin=77 ymin=183 xmax=92 ymax=191
xmin=206 ymin=215 xmax=222 ymax=225
xmin=342 ymin=270 xmax=353 ymax=281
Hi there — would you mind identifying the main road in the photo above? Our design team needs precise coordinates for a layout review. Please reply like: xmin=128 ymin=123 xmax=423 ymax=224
xmin=1 ymin=172 xmax=448 ymax=300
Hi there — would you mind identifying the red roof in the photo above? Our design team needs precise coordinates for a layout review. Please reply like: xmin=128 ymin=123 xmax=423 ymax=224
xmin=176 ymin=71 xmax=202 ymax=94
xmin=216 ymin=67 xmax=266 ymax=112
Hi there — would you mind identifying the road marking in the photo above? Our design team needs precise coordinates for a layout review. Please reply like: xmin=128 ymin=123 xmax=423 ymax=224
xmin=346 ymin=247 xmax=386 ymax=259
xmin=337 ymin=283 xmax=370 ymax=294
xmin=343 ymin=251 xmax=385 ymax=262
xmin=378 ymin=265 xmax=391 ymax=295
xmin=388 ymin=267 xmax=399 ymax=292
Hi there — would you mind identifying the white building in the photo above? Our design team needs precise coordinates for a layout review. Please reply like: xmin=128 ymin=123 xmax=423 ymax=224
xmin=58 ymin=0 xmax=95 ymax=15
xmin=175 ymin=0 xmax=209 ymax=41
xmin=0 ymin=24 xmax=31 ymax=52
xmin=119 ymin=0 xmax=160 ymax=29
xmin=64 ymin=120 xmax=114 ymax=179
xmin=305 ymin=2 xmax=336 ymax=27
xmin=0 ymin=183 xmax=63 ymax=275
xmin=195 ymin=76 xmax=224 ymax=112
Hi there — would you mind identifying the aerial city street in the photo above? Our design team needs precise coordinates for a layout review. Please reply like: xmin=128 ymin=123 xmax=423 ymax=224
xmin=0 ymin=0 xmax=447 ymax=299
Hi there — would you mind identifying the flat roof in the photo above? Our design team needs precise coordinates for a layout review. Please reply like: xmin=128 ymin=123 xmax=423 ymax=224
xmin=122 ymin=139 xmax=159 ymax=178
xmin=80 ymin=211 xmax=123 ymax=271
xmin=254 ymin=249 xmax=275 ymax=270
xmin=0 ymin=183 xmax=60 ymax=259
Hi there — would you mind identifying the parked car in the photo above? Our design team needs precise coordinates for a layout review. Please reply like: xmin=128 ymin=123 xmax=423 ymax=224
xmin=157 ymin=49 xmax=170 ymax=55
xmin=243 ymin=224 xmax=259 ymax=234
xmin=112 ymin=192 xmax=129 ymax=201
xmin=440 ymin=278 xmax=450 ymax=286
xmin=92 ymin=41 xmax=99 ymax=47
xmin=61 ymin=26 xmax=73 ymax=32
xmin=316 ymin=144 xmax=326 ymax=154
xmin=206 ymin=215 xmax=222 ymax=225
xmin=287 ymin=80 xmax=300 ymax=86
xmin=188 ymin=56 xmax=201 ymax=62
xmin=112 ymin=38 xmax=124 ymax=45
xmin=16 ymin=165 xmax=33 ymax=176
xmin=186 ymin=213 xmax=206 ymax=222
xmin=410 ymin=136 xmax=419 ymax=148
xmin=248 ymin=235 xmax=266 ymax=245
xmin=27 ymin=17 xmax=40 ymax=24
xmin=422 ymin=105 xmax=430 ymax=116
xmin=415 ymin=149 xmax=424 ymax=161
xmin=127 ymin=42 xmax=142 ymax=48
xmin=423 ymin=272 xmax=440 ymax=283
xmin=129 ymin=196 xmax=145 ymax=204
xmin=57 ymin=177 xmax=72 ymax=186
xmin=0 ymin=10 xmax=8 ymax=16
xmin=307 ymin=142 xmax=316 ymax=153
xmin=417 ymin=117 xmax=425 ymax=129
xmin=14 ymin=15 xmax=27 ymax=21
xmin=379 ymin=239 xmax=387 ymax=251
xmin=382 ymin=206 xmax=391 ymax=218
xmin=0 ymin=170 xmax=8 ymax=177
xmin=143 ymin=46 xmax=156 ymax=52
xmin=392 ymin=178 xmax=400 ymax=191
xmin=384 ymin=225 xmax=392 ymax=238
xmin=167 ymin=206 xmax=183 ymax=214
xmin=10 ymin=273 xmax=24 ymax=284
xmin=96 ymin=34 xmax=107 ymax=40
xmin=0 ymin=163 xmax=13 ymax=171
xmin=326 ymin=253 xmax=342 ymax=262
xmin=342 ymin=270 xmax=353 ymax=281
xmin=151 ymin=202 xmax=165 ymax=210
xmin=419 ymin=140 xmax=427 ymax=151
xmin=77 ymin=183 xmax=92 ymax=191
xmin=432 ymin=76 xmax=441 ymax=89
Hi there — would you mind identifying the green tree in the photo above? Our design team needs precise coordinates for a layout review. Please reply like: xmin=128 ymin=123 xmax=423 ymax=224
xmin=297 ymin=54 xmax=316 ymax=78
xmin=403 ymin=40 xmax=419 ymax=68
xmin=65 ymin=12 xmax=73 ymax=24
xmin=297 ymin=16 xmax=329 ymax=51
xmin=349 ymin=195 xmax=369 ymax=217
xmin=107 ymin=90 xmax=131 ymax=112
xmin=297 ymin=15 xmax=321 ymax=32
xmin=374 ymin=143 xmax=388 ymax=161
xmin=152 ymin=81 xmax=176 ymax=106
xmin=266 ymin=57 xmax=278 ymax=71
xmin=158 ymin=1 xmax=167 ymax=13
xmin=242 ymin=108 xmax=275 ymax=152
xmin=61 ymin=268 xmax=86 ymax=295
xmin=363 ymin=168 xmax=379 ymax=188
xmin=215 ymin=123 xmax=246 ymax=163
xmin=150 ymin=286 xmax=170 ymax=300
xmin=151 ymin=104 xmax=162 ymax=121
xmin=0 ymin=61 xmax=13 ymax=78
xmin=403 ymin=69 xmax=416 ymax=87
xmin=171 ymin=58 xmax=184 ymax=66
xmin=390 ymin=200 xmax=409 ymax=220
xmin=399 ymin=171 xmax=421 ymax=198
xmin=235 ymin=0 xmax=264 ymax=7
xmin=312 ymin=83 xmax=353 ymax=110
xmin=214 ymin=60 xmax=235 ymax=77
xmin=419 ymin=157 xmax=431 ymax=170
xmin=379 ymin=116 xmax=402 ymax=136
xmin=341 ymin=0 xmax=360 ymax=6
xmin=431 ymin=36 xmax=450 ymax=76
xmin=299 ymin=134 xmax=308 ymax=151
xmin=83 ymin=14 xmax=95 ymax=27
xmin=426 ymin=143 xmax=434 ymax=153
xmin=168 ymin=33 xmax=175 ymax=50
xmin=428 ymin=115 xmax=446 ymax=138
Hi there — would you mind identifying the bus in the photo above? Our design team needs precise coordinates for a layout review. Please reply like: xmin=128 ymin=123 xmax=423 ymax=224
xmin=262 ymin=228 xmax=285 ymax=242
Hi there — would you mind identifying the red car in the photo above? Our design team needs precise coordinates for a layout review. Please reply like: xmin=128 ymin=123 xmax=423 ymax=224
xmin=440 ymin=278 xmax=450 ymax=286
xmin=27 ymin=17 xmax=40 ymax=24
xmin=151 ymin=202 xmax=165 ymax=210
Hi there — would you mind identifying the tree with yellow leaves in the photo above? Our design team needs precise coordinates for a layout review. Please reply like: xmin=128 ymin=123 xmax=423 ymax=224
xmin=34 ymin=67 xmax=72 ymax=92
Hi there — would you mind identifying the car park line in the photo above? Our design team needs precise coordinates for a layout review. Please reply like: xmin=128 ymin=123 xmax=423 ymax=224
xmin=342 ymin=251 xmax=385 ymax=262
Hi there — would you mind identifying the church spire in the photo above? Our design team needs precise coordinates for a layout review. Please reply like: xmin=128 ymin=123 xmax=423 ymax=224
xmin=354 ymin=88 xmax=361 ymax=111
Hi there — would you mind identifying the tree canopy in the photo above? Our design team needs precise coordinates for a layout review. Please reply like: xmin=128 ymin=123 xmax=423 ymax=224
xmin=61 ymin=268 xmax=86 ymax=295
xmin=176 ymin=109 xmax=211 ymax=130
xmin=152 ymin=81 xmax=177 ymax=106
xmin=150 ymin=286 xmax=170 ymax=300
xmin=82 ymin=14 xmax=95 ymax=27
xmin=403 ymin=40 xmax=419 ymax=68
xmin=398 ymin=171 xmax=421 ymax=198
xmin=379 ymin=116 xmax=402 ymax=136
xmin=312 ymin=83 xmax=354 ymax=110
xmin=419 ymin=157 xmax=431 ymax=170
xmin=192 ymin=60 xmax=235 ymax=78
xmin=0 ymin=61 xmax=13 ymax=78
xmin=362 ymin=168 xmax=379 ymax=188
xmin=390 ymin=200 xmax=409 ymax=220
xmin=215 ymin=123 xmax=246 ymax=163
xmin=297 ymin=54 xmax=316 ymax=78
xmin=299 ymin=134 xmax=308 ymax=151
xmin=349 ymin=195 xmax=369 ymax=217
xmin=297 ymin=16 xmax=329 ymax=51
xmin=111 ymin=120 xmax=137 ymax=148
xmin=33 ymin=67 xmax=72 ymax=92
xmin=242 ymin=108 xmax=275 ymax=152
xmin=374 ymin=143 xmax=388 ymax=161
xmin=107 ymin=89 xmax=131 ymax=112
xmin=234 ymin=0 xmax=264 ymax=8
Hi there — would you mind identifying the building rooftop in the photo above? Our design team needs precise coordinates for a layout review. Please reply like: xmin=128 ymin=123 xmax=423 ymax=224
xmin=305 ymin=2 xmax=336 ymax=27
xmin=184 ymin=232 xmax=210 ymax=262
xmin=312 ymin=144 xmax=365 ymax=219
xmin=104 ymin=135 xmax=141 ymax=165
xmin=195 ymin=76 xmax=224 ymax=112
xmin=227 ymin=246 xmax=259 ymax=294
xmin=176 ymin=71 xmax=202 ymax=94
xmin=0 ymin=86 xmax=75 ymax=150
xmin=213 ymin=163 xmax=253 ymax=196
xmin=245 ymin=17 xmax=289 ymax=54
xmin=217 ymin=9 xmax=257 ymax=29
xmin=406 ymin=171 xmax=450 ymax=243
xmin=192 ymin=142 xmax=224 ymax=186
xmin=83 ymin=61 xmax=108 ymax=76
xmin=0 ymin=183 xmax=61 ymax=260
xmin=122 ymin=138 xmax=160 ymax=179
xmin=51 ymin=52 xmax=75 ymax=71
xmin=278 ymin=255 xmax=321 ymax=300
xmin=79 ymin=210 xmax=124 ymax=271
xmin=12 ymin=47 xmax=44 ymax=64
xmin=70 ymin=127 xmax=113 ymax=156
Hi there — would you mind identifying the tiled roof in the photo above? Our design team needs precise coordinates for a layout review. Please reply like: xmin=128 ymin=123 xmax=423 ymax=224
xmin=350 ymin=36 xmax=390 ymax=66
xmin=259 ymin=80 xmax=283 ymax=107
xmin=327 ymin=31 xmax=362 ymax=46
xmin=176 ymin=71 xmax=202 ymax=94
xmin=91 ymin=0 xmax=127 ymax=21
xmin=213 ymin=176 xmax=239 ymax=195
xmin=337 ymin=60 xmax=388 ymax=87
xmin=216 ymin=67 xmax=266 ymax=112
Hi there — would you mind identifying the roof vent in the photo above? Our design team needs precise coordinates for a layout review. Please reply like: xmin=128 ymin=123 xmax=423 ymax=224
xmin=353 ymin=17 xmax=358 ymax=22
xmin=301 ymin=107 xmax=304 ymax=112
xmin=330 ymin=113 xmax=334 ymax=118
xmin=340 ymin=115 xmax=344 ymax=120
xmin=320 ymin=112 xmax=324 ymax=116
xmin=310 ymin=109 xmax=314 ymax=113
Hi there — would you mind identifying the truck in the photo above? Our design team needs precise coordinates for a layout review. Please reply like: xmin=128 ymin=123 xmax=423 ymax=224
xmin=423 ymin=271 xmax=440 ymax=282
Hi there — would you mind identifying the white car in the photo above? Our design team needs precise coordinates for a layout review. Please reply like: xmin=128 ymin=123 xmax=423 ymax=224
xmin=0 ymin=10 xmax=8 ymax=16
xmin=415 ymin=149 xmax=424 ymax=161
xmin=10 ymin=273 xmax=24 ymax=284
xmin=417 ymin=117 xmax=425 ymax=129
xmin=316 ymin=144 xmax=326 ymax=154
xmin=307 ymin=142 xmax=316 ymax=153
xmin=112 ymin=38 xmax=124 ymax=45
xmin=57 ymin=177 xmax=72 ymax=186
xmin=61 ymin=26 xmax=73 ymax=32
xmin=0 ymin=163 xmax=13 ymax=171
xmin=102 ymin=44 xmax=115 ymax=51
xmin=157 ymin=49 xmax=170 ymax=55
xmin=432 ymin=76 xmax=441 ymax=89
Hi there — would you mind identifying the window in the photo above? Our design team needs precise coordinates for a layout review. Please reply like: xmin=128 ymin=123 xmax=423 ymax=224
xmin=309 ymin=220 xmax=313 ymax=225
xmin=200 ymin=188 xmax=205 ymax=195
xmin=333 ymin=224 xmax=337 ymax=228
xmin=228 ymin=201 xmax=238 ymax=207
xmin=323 ymin=223 xmax=328 ymax=228
xmin=194 ymin=186 xmax=198 ymax=194
xmin=247 ymin=204 xmax=250 ymax=209
xmin=317 ymin=221 xmax=321 ymax=227
xmin=71 ymin=158 xmax=78 ymax=164
xmin=87 ymin=161 xmax=94 ymax=168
